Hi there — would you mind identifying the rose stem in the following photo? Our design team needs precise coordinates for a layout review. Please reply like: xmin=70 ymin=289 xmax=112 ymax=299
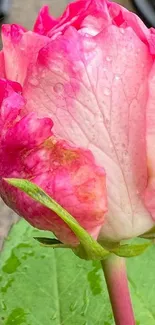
xmin=101 ymin=254 xmax=135 ymax=325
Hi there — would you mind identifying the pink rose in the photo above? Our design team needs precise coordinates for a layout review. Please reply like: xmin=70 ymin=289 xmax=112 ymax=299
xmin=0 ymin=0 xmax=155 ymax=243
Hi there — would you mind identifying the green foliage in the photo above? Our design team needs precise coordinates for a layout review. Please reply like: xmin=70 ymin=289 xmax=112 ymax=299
xmin=4 ymin=178 xmax=152 ymax=260
xmin=0 ymin=220 xmax=155 ymax=325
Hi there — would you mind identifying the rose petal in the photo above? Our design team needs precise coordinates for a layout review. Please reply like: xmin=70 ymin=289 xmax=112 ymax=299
xmin=0 ymin=81 xmax=107 ymax=244
xmin=144 ymin=63 xmax=155 ymax=218
xmin=1 ymin=24 xmax=50 ymax=85
xmin=33 ymin=6 xmax=58 ymax=36
xmin=23 ymin=24 xmax=154 ymax=240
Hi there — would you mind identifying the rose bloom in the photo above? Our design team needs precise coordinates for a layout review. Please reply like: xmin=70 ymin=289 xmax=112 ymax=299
xmin=0 ymin=0 xmax=155 ymax=244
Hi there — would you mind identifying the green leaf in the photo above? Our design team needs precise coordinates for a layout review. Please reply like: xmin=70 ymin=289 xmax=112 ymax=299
xmin=1 ymin=220 xmax=155 ymax=325
xmin=0 ymin=220 xmax=113 ymax=325
xmin=112 ymin=242 xmax=151 ymax=257
xmin=5 ymin=178 xmax=109 ymax=260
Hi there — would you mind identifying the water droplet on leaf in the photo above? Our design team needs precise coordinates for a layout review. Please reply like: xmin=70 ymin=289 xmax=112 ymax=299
xmin=51 ymin=312 xmax=57 ymax=320
xmin=1 ymin=278 xmax=14 ymax=293
xmin=70 ymin=301 xmax=78 ymax=312
xmin=5 ymin=308 xmax=27 ymax=325
xmin=2 ymin=252 xmax=21 ymax=274
xmin=1 ymin=300 xmax=7 ymax=310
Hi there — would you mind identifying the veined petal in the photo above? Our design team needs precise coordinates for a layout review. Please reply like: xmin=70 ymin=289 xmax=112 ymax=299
xmin=23 ymin=25 xmax=154 ymax=240
xmin=1 ymin=24 xmax=50 ymax=85
xmin=0 ymin=80 xmax=107 ymax=244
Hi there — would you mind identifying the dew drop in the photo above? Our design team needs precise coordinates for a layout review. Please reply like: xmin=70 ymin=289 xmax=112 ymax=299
xmin=51 ymin=313 xmax=57 ymax=320
xmin=1 ymin=301 xmax=7 ymax=311
xmin=120 ymin=28 xmax=125 ymax=34
xmin=70 ymin=301 xmax=78 ymax=312
xmin=53 ymin=83 xmax=64 ymax=95
xmin=115 ymin=75 xmax=120 ymax=81
xmin=106 ymin=56 xmax=112 ymax=62
xmin=104 ymin=88 xmax=110 ymax=96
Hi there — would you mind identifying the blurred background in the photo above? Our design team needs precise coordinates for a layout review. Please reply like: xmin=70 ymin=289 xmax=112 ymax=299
xmin=3 ymin=1 xmax=134 ymax=27
xmin=0 ymin=0 xmax=150 ymax=248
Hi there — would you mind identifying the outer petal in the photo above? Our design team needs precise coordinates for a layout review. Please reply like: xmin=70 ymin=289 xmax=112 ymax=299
xmin=144 ymin=63 xmax=155 ymax=218
xmin=33 ymin=1 xmax=111 ymax=39
xmin=107 ymin=1 xmax=155 ymax=55
xmin=0 ymin=51 xmax=6 ymax=78
xmin=32 ymin=1 xmax=155 ymax=51
xmin=33 ymin=6 xmax=58 ymax=36
xmin=0 ymin=80 xmax=107 ymax=244
xmin=23 ymin=24 xmax=155 ymax=240
xmin=1 ymin=24 xmax=50 ymax=85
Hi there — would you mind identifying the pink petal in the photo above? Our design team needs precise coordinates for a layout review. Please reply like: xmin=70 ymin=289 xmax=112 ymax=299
xmin=1 ymin=24 xmax=50 ymax=85
xmin=0 ymin=81 xmax=107 ymax=244
xmin=144 ymin=63 xmax=155 ymax=218
xmin=0 ymin=51 xmax=6 ymax=78
xmin=1 ymin=0 xmax=155 ymax=241
xmin=33 ymin=1 xmax=110 ymax=39
xmin=107 ymin=1 xmax=155 ymax=55
xmin=23 ymin=24 xmax=154 ymax=240
xmin=33 ymin=6 xmax=58 ymax=36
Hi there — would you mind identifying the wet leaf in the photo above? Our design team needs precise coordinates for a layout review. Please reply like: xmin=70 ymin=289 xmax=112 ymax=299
xmin=0 ymin=220 xmax=113 ymax=325
xmin=112 ymin=242 xmax=151 ymax=257
xmin=1 ymin=220 xmax=155 ymax=324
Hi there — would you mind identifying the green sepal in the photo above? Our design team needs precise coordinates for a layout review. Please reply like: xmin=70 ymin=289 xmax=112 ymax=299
xmin=5 ymin=178 xmax=109 ymax=261
xmin=112 ymin=242 xmax=151 ymax=257
xmin=139 ymin=226 xmax=155 ymax=240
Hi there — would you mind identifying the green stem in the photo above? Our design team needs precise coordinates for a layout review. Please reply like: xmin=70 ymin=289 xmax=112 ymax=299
xmin=101 ymin=255 xmax=135 ymax=325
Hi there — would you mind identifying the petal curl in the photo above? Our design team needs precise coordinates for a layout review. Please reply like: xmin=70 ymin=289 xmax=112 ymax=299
xmin=1 ymin=24 xmax=50 ymax=85
xmin=0 ymin=80 xmax=107 ymax=244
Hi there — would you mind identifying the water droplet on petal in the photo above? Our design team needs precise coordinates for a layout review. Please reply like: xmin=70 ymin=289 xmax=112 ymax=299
xmin=104 ymin=88 xmax=111 ymax=96
xmin=115 ymin=75 xmax=120 ymax=81
xmin=106 ymin=56 xmax=112 ymax=62
xmin=53 ymin=83 xmax=64 ymax=95
xmin=120 ymin=28 xmax=125 ymax=34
